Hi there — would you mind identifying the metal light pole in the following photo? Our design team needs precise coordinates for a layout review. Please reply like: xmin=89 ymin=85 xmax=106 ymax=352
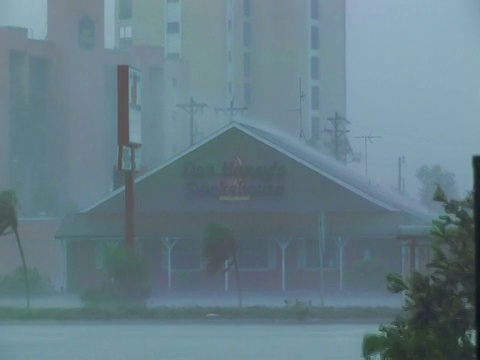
xmin=355 ymin=134 xmax=381 ymax=179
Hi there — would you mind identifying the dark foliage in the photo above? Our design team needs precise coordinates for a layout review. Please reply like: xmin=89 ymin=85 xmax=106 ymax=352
xmin=81 ymin=244 xmax=150 ymax=309
xmin=202 ymin=223 xmax=242 ymax=307
xmin=202 ymin=223 xmax=237 ymax=274
xmin=0 ymin=267 xmax=52 ymax=296
xmin=0 ymin=190 xmax=30 ymax=309
xmin=416 ymin=164 xmax=457 ymax=211
xmin=362 ymin=187 xmax=475 ymax=359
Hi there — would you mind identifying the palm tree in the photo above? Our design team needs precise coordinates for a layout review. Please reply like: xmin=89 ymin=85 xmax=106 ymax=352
xmin=202 ymin=223 xmax=242 ymax=307
xmin=0 ymin=190 xmax=30 ymax=310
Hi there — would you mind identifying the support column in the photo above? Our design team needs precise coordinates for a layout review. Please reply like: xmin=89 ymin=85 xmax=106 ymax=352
xmin=224 ymin=259 xmax=229 ymax=292
xmin=318 ymin=212 xmax=326 ymax=306
xmin=410 ymin=239 xmax=417 ymax=271
xmin=275 ymin=238 xmax=292 ymax=291
xmin=336 ymin=237 xmax=349 ymax=292
xmin=401 ymin=240 xmax=408 ymax=280
xmin=59 ymin=240 xmax=67 ymax=292
xmin=125 ymin=146 xmax=136 ymax=250
xmin=400 ymin=239 xmax=414 ymax=306
xmin=162 ymin=237 xmax=178 ymax=290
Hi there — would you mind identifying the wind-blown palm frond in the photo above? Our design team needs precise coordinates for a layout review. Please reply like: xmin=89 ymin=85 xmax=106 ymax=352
xmin=202 ymin=223 xmax=242 ymax=307
xmin=0 ymin=190 xmax=30 ymax=310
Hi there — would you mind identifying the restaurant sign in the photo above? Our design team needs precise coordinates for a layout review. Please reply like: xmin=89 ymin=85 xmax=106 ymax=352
xmin=184 ymin=157 xmax=285 ymax=200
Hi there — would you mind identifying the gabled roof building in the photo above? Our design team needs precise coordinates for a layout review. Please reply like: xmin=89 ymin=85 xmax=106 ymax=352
xmin=56 ymin=121 xmax=432 ymax=293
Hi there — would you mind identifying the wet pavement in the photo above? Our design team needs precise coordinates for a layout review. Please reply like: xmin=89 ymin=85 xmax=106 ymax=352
xmin=0 ymin=291 xmax=402 ymax=309
xmin=0 ymin=322 xmax=379 ymax=359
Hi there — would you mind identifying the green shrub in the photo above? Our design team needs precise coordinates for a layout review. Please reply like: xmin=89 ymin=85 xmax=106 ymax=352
xmin=362 ymin=333 xmax=387 ymax=359
xmin=82 ymin=244 xmax=150 ymax=309
xmin=0 ymin=267 xmax=53 ymax=296
xmin=345 ymin=259 xmax=392 ymax=292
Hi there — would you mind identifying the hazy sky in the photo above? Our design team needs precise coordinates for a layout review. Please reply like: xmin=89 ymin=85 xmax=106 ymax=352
xmin=346 ymin=0 xmax=480 ymax=198
xmin=1 ymin=0 xmax=479 ymax=198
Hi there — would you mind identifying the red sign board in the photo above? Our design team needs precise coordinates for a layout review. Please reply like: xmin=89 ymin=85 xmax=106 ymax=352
xmin=117 ymin=65 xmax=142 ymax=170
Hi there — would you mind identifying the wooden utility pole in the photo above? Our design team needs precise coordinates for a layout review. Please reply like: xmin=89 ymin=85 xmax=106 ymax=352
xmin=472 ymin=155 xmax=480 ymax=350
xmin=322 ymin=112 xmax=350 ymax=162
xmin=355 ymin=134 xmax=381 ymax=179
xmin=177 ymin=97 xmax=208 ymax=146
xmin=215 ymin=98 xmax=247 ymax=123
xmin=124 ymin=146 xmax=136 ymax=250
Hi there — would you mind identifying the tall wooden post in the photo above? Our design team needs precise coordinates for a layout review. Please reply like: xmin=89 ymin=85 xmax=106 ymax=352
xmin=117 ymin=65 xmax=142 ymax=251
xmin=125 ymin=146 xmax=135 ymax=250
xmin=472 ymin=156 xmax=480 ymax=348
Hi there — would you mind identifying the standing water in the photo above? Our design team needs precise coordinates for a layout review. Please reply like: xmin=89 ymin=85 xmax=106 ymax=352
xmin=0 ymin=322 xmax=378 ymax=359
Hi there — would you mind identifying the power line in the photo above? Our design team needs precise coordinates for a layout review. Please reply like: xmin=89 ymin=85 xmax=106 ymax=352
xmin=322 ymin=112 xmax=350 ymax=162
xmin=287 ymin=78 xmax=306 ymax=140
xmin=177 ymin=97 xmax=208 ymax=146
xmin=355 ymin=134 xmax=381 ymax=179
xmin=215 ymin=97 xmax=247 ymax=123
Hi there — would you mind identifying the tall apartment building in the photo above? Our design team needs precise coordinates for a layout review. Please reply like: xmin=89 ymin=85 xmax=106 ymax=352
xmin=115 ymin=0 xmax=346 ymax=148
xmin=0 ymin=0 xmax=189 ymax=216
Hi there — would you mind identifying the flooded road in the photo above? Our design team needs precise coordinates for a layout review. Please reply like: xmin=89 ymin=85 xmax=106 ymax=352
xmin=0 ymin=322 xmax=378 ymax=359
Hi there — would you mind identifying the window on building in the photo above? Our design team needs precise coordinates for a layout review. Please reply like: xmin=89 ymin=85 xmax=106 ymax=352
xmin=228 ymin=82 xmax=232 ymax=94
xmin=311 ymin=116 xmax=320 ymax=141
xmin=172 ymin=77 xmax=177 ymax=89
xmin=311 ymin=56 xmax=319 ymax=80
xmin=244 ymin=52 xmax=251 ymax=77
xmin=118 ymin=0 xmax=132 ymax=20
xmin=228 ymin=51 xmax=232 ymax=63
xmin=29 ymin=56 xmax=49 ymax=94
xmin=243 ymin=22 xmax=251 ymax=47
xmin=170 ymin=239 xmax=201 ymax=270
xmin=244 ymin=82 xmax=251 ymax=106
xmin=228 ymin=19 xmax=232 ymax=32
xmin=95 ymin=242 xmax=105 ymax=270
xmin=311 ymin=86 xmax=319 ymax=110
xmin=167 ymin=52 xmax=180 ymax=60
xmin=238 ymin=238 xmax=269 ymax=269
xmin=167 ymin=0 xmax=179 ymax=3
xmin=119 ymin=26 xmax=132 ymax=38
xmin=297 ymin=238 xmax=320 ymax=269
xmin=167 ymin=21 xmax=180 ymax=34
xmin=311 ymin=26 xmax=319 ymax=50
xmin=244 ymin=0 xmax=251 ymax=17
xmin=311 ymin=0 xmax=319 ymax=20
xmin=119 ymin=25 xmax=132 ymax=50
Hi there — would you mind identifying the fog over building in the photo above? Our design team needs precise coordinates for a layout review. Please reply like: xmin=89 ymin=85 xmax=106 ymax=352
xmin=0 ymin=0 xmax=190 ymax=215
xmin=114 ymin=0 xmax=346 ymax=149
xmin=0 ymin=0 xmax=477 ymax=296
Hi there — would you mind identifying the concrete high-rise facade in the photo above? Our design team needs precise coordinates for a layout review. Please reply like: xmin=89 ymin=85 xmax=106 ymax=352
xmin=115 ymin=0 xmax=346 ymax=148
xmin=0 ymin=0 xmax=189 ymax=215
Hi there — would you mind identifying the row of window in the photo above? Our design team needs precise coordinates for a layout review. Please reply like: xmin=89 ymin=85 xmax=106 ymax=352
xmin=310 ymin=0 xmax=320 ymax=141
xmin=311 ymin=0 xmax=319 ymax=20
xmin=96 ymin=238 xmax=336 ymax=271
xmin=120 ymin=0 xmax=252 ymax=21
